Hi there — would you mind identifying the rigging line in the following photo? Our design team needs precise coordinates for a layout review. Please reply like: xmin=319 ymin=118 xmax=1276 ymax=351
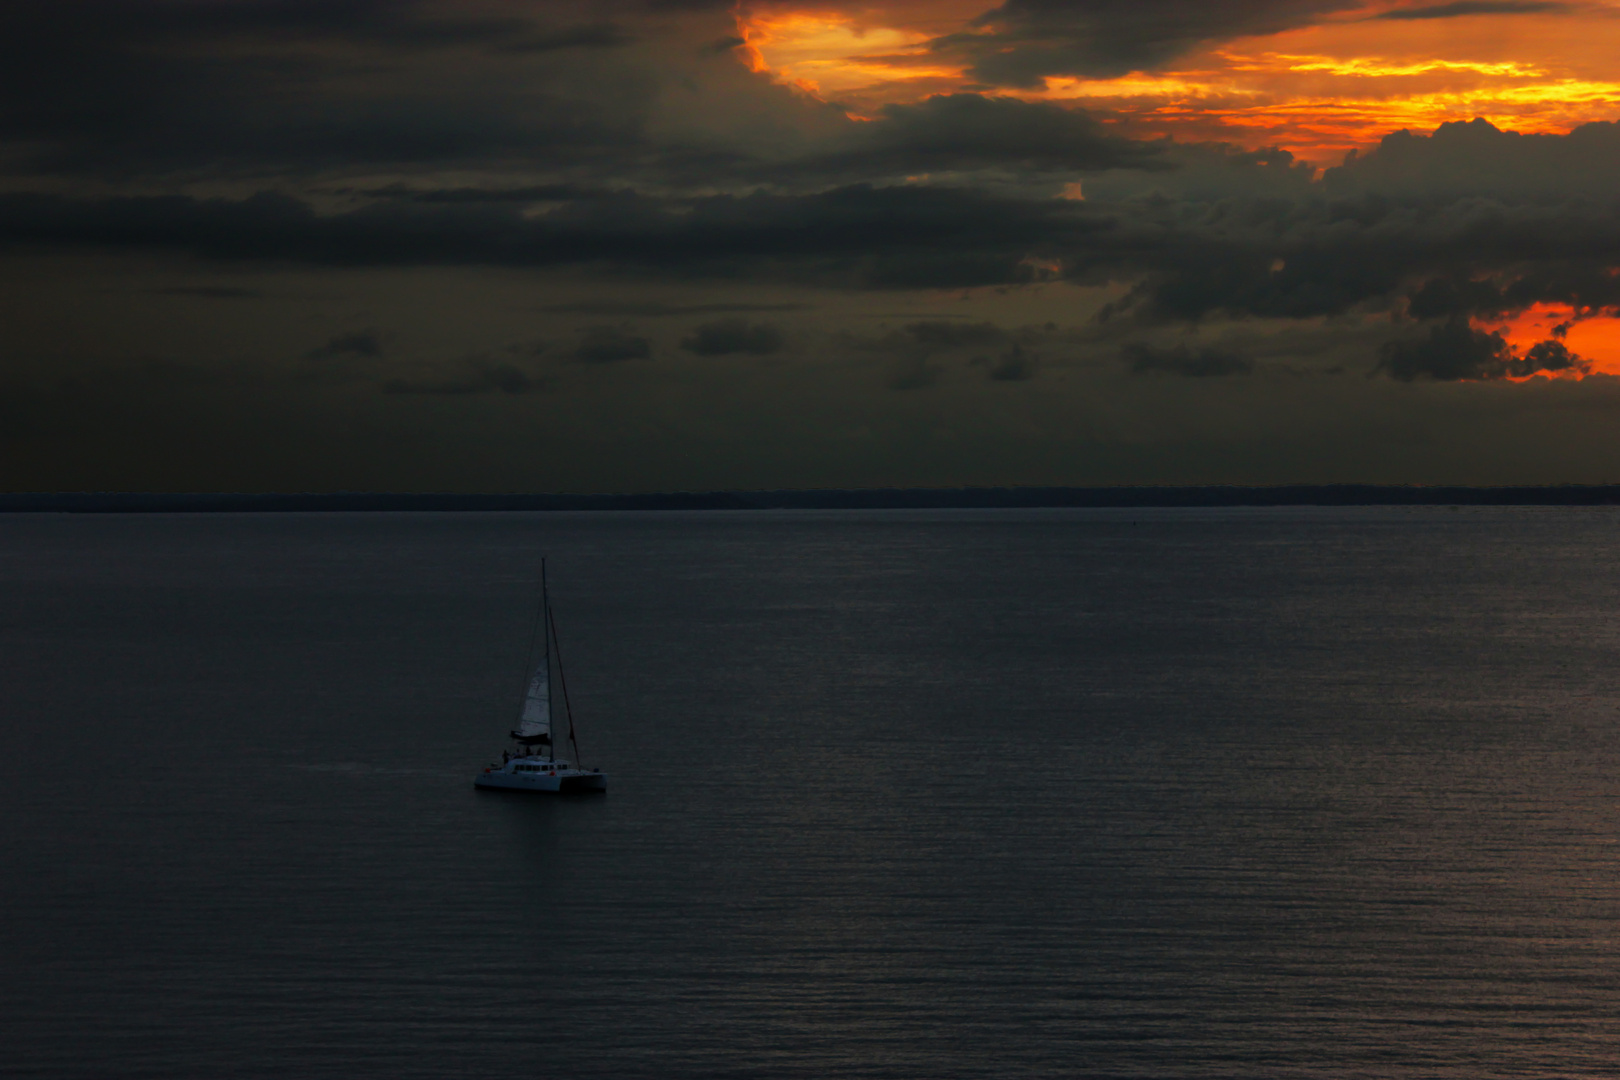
xmin=548 ymin=603 xmax=583 ymax=766
xmin=541 ymin=557 xmax=552 ymax=760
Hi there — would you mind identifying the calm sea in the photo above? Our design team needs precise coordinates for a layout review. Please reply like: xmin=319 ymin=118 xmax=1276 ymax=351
xmin=4 ymin=508 xmax=1620 ymax=1078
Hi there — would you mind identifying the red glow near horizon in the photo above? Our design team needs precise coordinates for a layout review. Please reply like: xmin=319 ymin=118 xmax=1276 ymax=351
xmin=1478 ymin=303 xmax=1620 ymax=379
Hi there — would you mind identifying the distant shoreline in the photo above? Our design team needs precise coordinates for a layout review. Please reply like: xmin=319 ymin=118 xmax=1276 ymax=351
xmin=6 ymin=486 xmax=1620 ymax=512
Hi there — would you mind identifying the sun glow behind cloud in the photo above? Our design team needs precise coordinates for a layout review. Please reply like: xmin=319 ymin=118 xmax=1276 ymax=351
xmin=737 ymin=2 xmax=1620 ymax=160
xmin=1245 ymin=54 xmax=1549 ymax=79
xmin=1482 ymin=304 xmax=1620 ymax=379
xmin=727 ymin=2 xmax=1620 ymax=383
xmin=735 ymin=9 xmax=953 ymax=99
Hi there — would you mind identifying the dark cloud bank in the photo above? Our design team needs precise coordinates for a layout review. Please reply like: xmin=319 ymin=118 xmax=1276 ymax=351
xmin=2 ymin=1 xmax=1609 ymax=361
xmin=9 ymin=118 xmax=1615 ymax=379
xmin=3 ymin=1 xmax=1620 ymax=489
xmin=931 ymin=0 xmax=1363 ymax=85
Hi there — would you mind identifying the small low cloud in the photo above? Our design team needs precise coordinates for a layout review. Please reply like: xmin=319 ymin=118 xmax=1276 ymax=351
xmin=383 ymin=354 xmax=544 ymax=395
xmin=573 ymin=327 xmax=651 ymax=363
xmin=358 ymin=182 xmax=608 ymax=203
xmin=1378 ymin=318 xmax=1590 ymax=380
xmin=1520 ymin=339 xmax=1588 ymax=375
xmin=544 ymin=301 xmax=807 ymax=317
xmin=680 ymin=319 xmax=785 ymax=356
xmin=823 ymin=93 xmax=1168 ymax=175
xmin=1124 ymin=343 xmax=1254 ymax=377
xmin=307 ymin=329 xmax=383 ymax=360
xmin=153 ymin=286 xmax=260 ymax=299
xmin=973 ymin=343 xmax=1038 ymax=381
xmin=1372 ymin=1 xmax=1569 ymax=19
xmin=905 ymin=320 xmax=1006 ymax=348
xmin=846 ymin=320 xmax=1007 ymax=358
xmin=887 ymin=357 xmax=944 ymax=390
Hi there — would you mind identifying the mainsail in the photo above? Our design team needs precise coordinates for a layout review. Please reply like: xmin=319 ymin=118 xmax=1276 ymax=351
xmin=510 ymin=563 xmax=553 ymax=746
xmin=512 ymin=658 xmax=552 ymax=744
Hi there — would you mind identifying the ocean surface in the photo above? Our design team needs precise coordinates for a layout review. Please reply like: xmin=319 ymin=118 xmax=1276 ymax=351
xmin=4 ymin=507 xmax=1620 ymax=1078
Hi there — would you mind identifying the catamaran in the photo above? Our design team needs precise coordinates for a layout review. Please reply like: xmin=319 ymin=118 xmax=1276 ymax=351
xmin=475 ymin=560 xmax=606 ymax=794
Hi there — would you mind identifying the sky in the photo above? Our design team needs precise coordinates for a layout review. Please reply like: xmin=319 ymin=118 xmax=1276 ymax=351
xmin=8 ymin=1 xmax=1620 ymax=491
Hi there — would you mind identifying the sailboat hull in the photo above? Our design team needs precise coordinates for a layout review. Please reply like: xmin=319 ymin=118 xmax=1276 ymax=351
xmin=474 ymin=768 xmax=607 ymax=793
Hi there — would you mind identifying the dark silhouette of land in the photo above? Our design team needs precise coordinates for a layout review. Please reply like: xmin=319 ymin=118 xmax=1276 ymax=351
xmin=5 ymin=486 xmax=1620 ymax=512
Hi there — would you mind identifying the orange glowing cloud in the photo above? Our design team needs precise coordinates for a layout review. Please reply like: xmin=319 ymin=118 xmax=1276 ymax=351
xmin=736 ymin=1 xmax=1620 ymax=161
xmin=1481 ymin=303 xmax=1620 ymax=379
xmin=734 ymin=7 xmax=966 ymax=104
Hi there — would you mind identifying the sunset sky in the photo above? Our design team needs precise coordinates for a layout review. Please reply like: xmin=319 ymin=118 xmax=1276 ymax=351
xmin=740 ymin=1 xmax=1620 ymax=155
xmin=7 ymin=0 xmax=1620 ymax=490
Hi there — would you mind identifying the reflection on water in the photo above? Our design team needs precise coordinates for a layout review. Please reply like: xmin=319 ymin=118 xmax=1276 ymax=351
xmin=2 ymin=508 xmax=1619 ymax=1077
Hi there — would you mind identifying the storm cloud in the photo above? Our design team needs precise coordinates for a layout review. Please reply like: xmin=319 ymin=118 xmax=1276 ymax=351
xmin=0 ymin=2 xmax=650 ymax=175
xmin=573 ymin=328 xmax=652 ymax=363
xmin=5 ymin=0 xmax=1620 ymax=491
xmin=1124 ymin=343 xmax=1254 ymax=378
xmin=806 ymin=94 xmax=1167 ymax=179
xmin=1377 ymin=319 xmax=1590 ymax=381
xmin=930 ymin=0 xmax=1362 ymax=86
xmin=680 ymin=320 xmax=785 ymax=355
xmin=9 ymin=115 xmax=1620 ymax=331
xmin=0 ymin=185 xmax=1102 ymax=289
xmin=308 ymin=330 xmax=384 ymax=360
xmin=1372 ymin=1 xmax=1571 ymax=19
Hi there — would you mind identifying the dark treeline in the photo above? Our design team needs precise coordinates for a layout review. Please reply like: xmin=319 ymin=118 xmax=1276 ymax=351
xmin=7 ymin=486 xmax=1620 ymax=512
